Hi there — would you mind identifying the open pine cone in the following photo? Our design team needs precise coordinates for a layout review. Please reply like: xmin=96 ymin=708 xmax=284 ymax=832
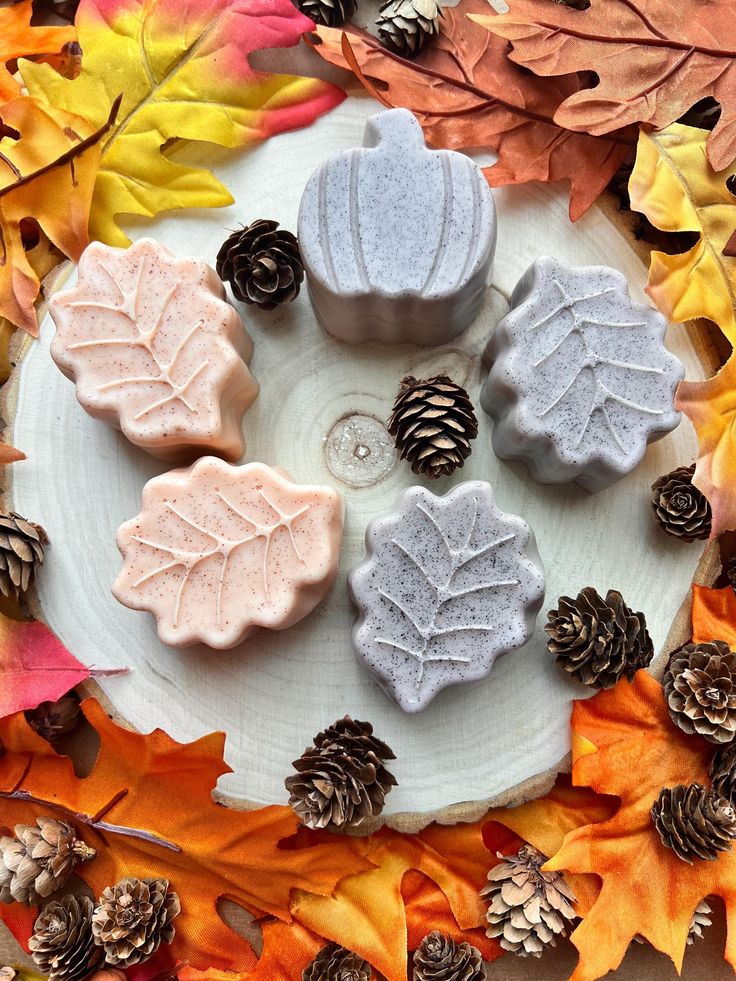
xmin=651 ymin=783 xmax=736 ymax=862
xmin=376 ymin=0 xmax=441 ymax=56
xmin=663 ymin=641 xmax=736 ymax=744
xmin=30 ymin=895 xmax=104 ymax=981
xmin=650 ymin=464 xmax=712 ymax=542
xmin=0 ymin=510 xmax=48 ymax=600
xmin=302 ymin=942 xmax=371 ymax=981
xmin=294 ymin=0 xmax=356 ymax=26
xmin=481 ymin=844 xmax=576 ymax=957
xmin=712 ymin=742 xmax=736 ymax=804
xmin=388 ymin=375 xmax=478 ymax=479
xmin=216 ymin=219 xmax=303 ymax=309
xmin=0 ymin=817 xmax=96 ymax=906
xmin=545 ymin=586 xmax=653 ymax=689
xmin=412 ymin=930 xmax=484 ymax=980
xmin=91 ymin=877 xmax=181 ymax=968
xmin=285 ymin=717 xmax=397 ymax=830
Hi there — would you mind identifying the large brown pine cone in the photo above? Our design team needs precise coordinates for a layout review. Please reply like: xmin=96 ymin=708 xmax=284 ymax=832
xmin=302 ymin=942 xmax=371 ymax=981
xmin=216 ymin=219 xmax=303 ymax=309
xmin=295 ymin=0 xmax=356 ymax=26
xmin=0 ymin=817 xmax=96 ymax=906
xmin=285 ymin=716 xmax=397 ymax=830
xmin=29 ymin=895 xmax=104 ymax=981
xmin=651 ymin=783 xmax=736 ymax=862
xmin=711 ymin=741 xmax=736 ymax=804
xmin=91 ymin=878 xmax=180 ymax=967
xmin=650 ymin=464 xmax=712 ymax=542
xmin=663 ymin=641 xmax=736 ymax=744
xmin=0 ymin=511 xmax=48 ymax=599
xmin=388 ymin=375 xmax=478 ymax=479
xmin=26 ymin=693 xmax=81 ymax=742
xmin=412 ymin=930 xmax=484 ymax=980
xmin=481 ymin=845 xmax=576 ymax=958
xmin=545 ymin=586 xmax=653 ymax=689
xmin=376 ymin=0 xmax=441 ymax=57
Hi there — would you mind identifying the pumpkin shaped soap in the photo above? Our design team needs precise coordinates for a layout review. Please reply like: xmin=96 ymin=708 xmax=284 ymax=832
xmin=298 ymin=108 xmax=496 ymax=345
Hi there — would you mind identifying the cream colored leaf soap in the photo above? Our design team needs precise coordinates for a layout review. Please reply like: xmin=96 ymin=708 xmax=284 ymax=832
xmin=113 ymin=458 xmax=344 ymax=649
xmin=298 ymin=108 xmax=496 ymax=345
xmin=481 ymin=257 xmax=684 ymax=493
xmin=349 ymin=482 xmax=545 ymax=712
xmin=49 ymin=238 xmax=259 ymax=463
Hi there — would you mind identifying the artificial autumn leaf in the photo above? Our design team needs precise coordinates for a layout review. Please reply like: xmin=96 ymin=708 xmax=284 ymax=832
xmin=544 ymin=671 xmax=735 ymax=980
xmin=20 ymin=0 xmax=345 ymax=247
xmin=0 ymin=443 xmax=24 ymax=464
xmin=179 ymin=922 xmax=322 ymax=980
xmin=311 ymin=0 xmax=635 ymax=222
xmin=0 ymin=96 xmax=119 ymax=335
xmin=627 ymin=123 xmax=736 ymax=344
xmin=0 ymin=0 xmax=75 ymax=103
xmin=676 ymin=354 xmax=736 ymax=536
xmin=691 ymin=583 xmax=736 ymax=647
xmin=476 ymin=0 xmax=736 ymax=172
xmin=0 ymin=700 xmax=370 ymax=971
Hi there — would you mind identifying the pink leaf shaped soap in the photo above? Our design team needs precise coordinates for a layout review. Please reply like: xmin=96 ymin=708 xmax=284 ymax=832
xmin=349 ymin=481 xmax=545 ymax=713
xmin=49 ymin=238 xmax=259 ymax=463
xmin=298 ymin=108 xmax=496 ymax=345
xmin=480 ymin=257 xmax=684 ymax=493
xmin=113 ymin=458 xmax=344 ymax=649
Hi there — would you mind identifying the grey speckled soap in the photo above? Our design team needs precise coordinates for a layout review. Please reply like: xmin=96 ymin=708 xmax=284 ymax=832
xmin=349 ymin=482 xmax=545 ymax=713
xmin=481 ymin=257 xmax=684 ymax=493
xmin=298 ymin=108 xmax=496 ymax=345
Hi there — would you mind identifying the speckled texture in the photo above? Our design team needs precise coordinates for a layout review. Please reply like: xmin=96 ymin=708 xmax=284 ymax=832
xmin=481 ymin=257 xmax=684 ymax=493
xmin=349 ymin=481 xmax=545 ymax=713
xmin=298 ymin=108 xmax=496 ymax=345
xmin=49 ymin=238 xmax=259 ymax=463
xmin=113 ymin=458 xmax=345 ymax=649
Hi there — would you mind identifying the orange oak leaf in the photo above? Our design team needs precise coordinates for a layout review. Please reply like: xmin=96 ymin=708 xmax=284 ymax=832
xmin=178 ymin=921 xmax=323 ymax=980
xmin=475 ymin=0 xmax=736 ymax=172
xmin=692 ymin=583 xmax=736 ymax=647
xmin=0 ymin=700 xmax=371 ymax=971
xmin=676 ymin=354 xmax=736 ymax=536
xmin=310 ymin=0 xmax=635 ymax=222
xmin=0 ymin=0 xmax=75 ymax=103
xmin=544 ymin=671 xmax=732 ymax=981
xmin=0 ymin=443 xmax=24 ymax=464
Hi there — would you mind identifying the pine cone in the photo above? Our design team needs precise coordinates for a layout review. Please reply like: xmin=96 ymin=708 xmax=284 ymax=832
xmin=545 ymin=586 xmax=653 ymax=689
xmin=711 ymin=741 xmax=736 ymax=803
xmin=285 ymin=716 xmax=397 ymax=830
xmin=302 ymin=942 xmax=371 ymax=981
xmin=0 ymin=511 xmax=48 ymax=599
xmin=29 ymin=895 xmax=104 ymax=981
xmin=376 ymin=0 xmax=441 ymax=57
xmin=651 ymin=783 xmax=736 ymax=862
xmin=388 ymin=375 xmax=478 ymax=479
xmin=412 ymin=930 xmax=484 ymax=980
xmin=26 ymin=693 xmax=81 ymax=742
xmin=663 ymin=641 xmax=736 ymax=744
xmin=91 ymin=877 xmax=180 ymax=967
xmin=726 ymin=555 xmax=736 ymax=592
xmin=650 ymin=465 xmax=712 ymax=542
xmin=0 ymin=817 xmax=96 ymax=906
xmin=481 ymin=845 xmax=576 ymax=958
xmin=216 ymin=219 xmax=303 ymax=309
xmin=294 ymin=0 xmax=356 ymax=26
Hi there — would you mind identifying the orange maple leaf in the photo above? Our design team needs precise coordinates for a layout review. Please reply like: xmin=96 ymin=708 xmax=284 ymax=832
xmin=544 ymin=671 xmax=733 ymax=981
xmin=0 ymin=0 xmax=75 ymax=103
xmin=692 ymin=583 xmax=736 ymax=647
xmin=0 ymin=700 xmax=370 ymax=971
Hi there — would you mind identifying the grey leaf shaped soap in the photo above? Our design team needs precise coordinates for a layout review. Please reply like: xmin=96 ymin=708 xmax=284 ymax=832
xmin=349 ymin=481 xmax=545 ymax=713
xmin=480 ymin=257 xmax=684 ymax=493
xmin=298 ymin=108 xmax=496 ymax=345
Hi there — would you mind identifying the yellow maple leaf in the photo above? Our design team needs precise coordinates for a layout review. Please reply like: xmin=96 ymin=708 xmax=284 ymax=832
xmin=20 ymin=0 xmax=344 ymax=247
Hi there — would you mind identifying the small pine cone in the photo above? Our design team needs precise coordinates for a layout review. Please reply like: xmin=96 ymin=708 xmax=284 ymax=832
xmin=376 ymin=0 xmax=441 ymax=57
xmin=726 ymin=555 xmax=736 ymax=592
xmin=481 ymin=845 xmax=576 ymax=958
xmin=388 ymin=375 xmax=478 ymax=479
xmin=295 ymin=0 xmax=356 ymax=26
xmin=30 ymin=895 xmax=104 ymax=981
xmin=0 ymin=511 xmax=48 ymax=599
xmin=412 ymin=930 xmax=484 ymax=980
xmin=711 ymin=741 xmax=736 ymax=803
xmin=663 ymin=641 xmax=736 ymax=744
xmin=651 ymin=783 xmax=736 ymax=863
xmin=302 ymin=942 xmax=371 ymax=981
xmin=545 ymin=586 xmax=653 ymax=689
xmin=216 ymin=219 xmax=303 ymax=309
xmin=91 ymin=877 xmax=181 ymax=968
xmin=26 ymin=693 xmax=81 ymax=742
xmin=0 ymin=817 xmax=96 ymax=906
xmin=285 ymin=716 xmax=397 ymax=830
xmin=651 ymin=465 xmax=712 ymax=542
